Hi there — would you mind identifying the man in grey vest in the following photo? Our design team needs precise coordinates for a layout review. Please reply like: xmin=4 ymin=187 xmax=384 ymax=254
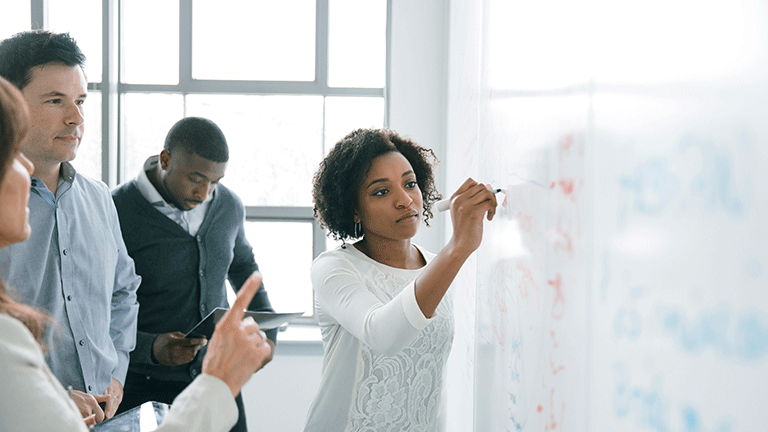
xmin=112 ymin=117 xmax=276 ymax=432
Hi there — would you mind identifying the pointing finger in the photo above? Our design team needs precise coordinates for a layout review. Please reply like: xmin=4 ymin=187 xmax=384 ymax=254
xmin=222 ymin=272 xmax=262 ymax=325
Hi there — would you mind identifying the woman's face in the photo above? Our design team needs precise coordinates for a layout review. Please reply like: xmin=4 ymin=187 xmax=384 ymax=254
xmin=355 ymin=151 xmax=423 ymax=243
xmin=0 ymin=153 xmax=34 ymax=248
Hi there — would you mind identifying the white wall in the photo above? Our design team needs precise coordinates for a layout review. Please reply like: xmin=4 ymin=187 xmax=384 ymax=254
xmin=242 ymin=341 xmax=324 ymax=432
xmin=388 ymin=0 xmax=450 ymax=254
xmin=242 ymin=2 xmax=450 ymax=431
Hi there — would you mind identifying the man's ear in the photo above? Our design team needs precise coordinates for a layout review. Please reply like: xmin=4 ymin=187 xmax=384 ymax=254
xmin=159 ymin=149 xmax=171 ymax=170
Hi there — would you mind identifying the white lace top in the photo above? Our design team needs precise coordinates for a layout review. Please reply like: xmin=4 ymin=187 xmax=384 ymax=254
xmin=303 ymin=244 xmax=454 ymax=432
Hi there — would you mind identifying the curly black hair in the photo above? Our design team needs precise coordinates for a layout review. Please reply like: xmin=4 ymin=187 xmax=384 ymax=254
xmin=312 ymin=128 xmax=442 ymax=242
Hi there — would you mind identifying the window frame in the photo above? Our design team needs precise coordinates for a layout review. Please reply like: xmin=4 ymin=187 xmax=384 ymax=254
xmin=28 ymin=0 xmax=392 ymax=325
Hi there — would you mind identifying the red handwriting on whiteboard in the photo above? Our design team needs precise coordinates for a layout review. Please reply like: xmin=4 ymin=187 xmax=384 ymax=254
xmin=545 ymin=388 xmax=566 ymax=431
xmin=550 ymin=353 xmax=566 ymax=375
xmin=492 ymin=323 xmax=505 ymax=349
xmin=558 ymin=134 xmax=573 ymax=161
xmin=548 ymin=273 xmax=565 ymax=320
xmin=494 ymin=289 xmax=507 ymax=315
xmin=548 ymin=179 xmax=575 ymax=197
xmin=550 ymin=329 xmax=560 ymax=349
xmin=549 ymin=330 xmax=566 ymax=375
xmin=516 ymin=261 xmax=538 ymax=301
xmin=553 ymin=220 xmax=574 ymax=256
xmin=559 ymin=180 xmax=574 ymax=196
xmin=516 ymin=211 xmax=533 ymax=233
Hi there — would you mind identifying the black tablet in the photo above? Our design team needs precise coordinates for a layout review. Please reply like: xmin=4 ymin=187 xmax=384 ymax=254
xmin=184 ymin=308 xmax=304 ymax=339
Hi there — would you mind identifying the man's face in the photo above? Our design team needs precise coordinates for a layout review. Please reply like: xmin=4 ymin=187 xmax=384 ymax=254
xmin=159 ymin=149 xmax=227 ymax=211
xmin=19 ymin=63 xmax=87 ymax=168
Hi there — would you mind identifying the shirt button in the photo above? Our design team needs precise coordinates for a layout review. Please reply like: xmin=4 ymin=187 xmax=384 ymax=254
xmin=67 ymin=295 xmax=72 ymax=301
xmin=190 ymin=368 xmax=198 ymax=378
xmin=62 ymin=249 xmax=68 ymax=256
xmin=88 ymin=385 xmax=92 ymax=391
xmin=79 ymin=340 xmax=85 ymax=346
xmin=196 ymin=236 xmax=201 ymax=243
xmin=199 ymin=270 xmax=204 ymax=277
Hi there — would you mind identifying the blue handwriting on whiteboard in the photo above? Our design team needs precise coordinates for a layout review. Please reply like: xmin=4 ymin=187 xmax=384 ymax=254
xmin=656 ymin=304 xmax=768 ymax=362
xmin=678 ymin=136 xmax=750 ymax=220
xmin=620 ymin=157 xmax=680 ymax=215
xmin=614 ymin=307 xmax=642 ymax=341
xmin=613 ymin=364 xmax=741 ymax=432
xmin=613 ymin=365 xmax=671 ymax=432
xmin=680 ymin=404 xmax=735 ymax=432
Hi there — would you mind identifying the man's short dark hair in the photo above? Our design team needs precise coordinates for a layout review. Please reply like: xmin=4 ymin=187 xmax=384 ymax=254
xmin=164 ymin=117 xmax=229 ymax=163
xmin=0 ymin=30 xmax=86 ymax=90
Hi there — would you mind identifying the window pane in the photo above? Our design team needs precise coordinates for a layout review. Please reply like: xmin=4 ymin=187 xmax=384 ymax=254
xmin=244 ymin=221 xmax=314 ymax=317
xmin=328 ymin=0 xmax=386 ymax=88
xmin=192 ymin=0 xmax=315 ymax=81
xmin=48 ymin=0 xmax=102 ymax=82
xmin=121 ymin=93 xmax=184 ymax=182
xmin=122 ymin=0 xmax=179 ymax=84
xmin=324 ymin=96 xmax=385 ymax=153
xmin=185 ymin=94 xmax=323 ymax=206
xmin=72 ymin=91 xmax=102 ymax=180
xmin=0 ymin=0 xmax=30 ymax=41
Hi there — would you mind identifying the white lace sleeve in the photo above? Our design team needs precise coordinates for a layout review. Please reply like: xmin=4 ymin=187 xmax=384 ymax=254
xmin=312 ymin=253 xmax=431 ymax=355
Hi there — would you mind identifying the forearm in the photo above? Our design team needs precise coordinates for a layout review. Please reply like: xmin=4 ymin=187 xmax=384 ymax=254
xmin=414 ymin=241 xmax=472 ymax=318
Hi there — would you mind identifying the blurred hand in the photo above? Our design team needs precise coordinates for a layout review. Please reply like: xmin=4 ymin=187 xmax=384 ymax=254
xmin=152 ymin=332 xmax=207 ymax=366
xmin=67 ymin=388 xmax=107 ymax=425
xmin=203 ymin=272 xmax=272 ymax=397
xmin=102 ymin=378 xmax=123 ymax=419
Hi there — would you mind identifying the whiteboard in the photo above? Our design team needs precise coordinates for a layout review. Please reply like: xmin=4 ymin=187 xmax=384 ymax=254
xmin=443 ymin=1 xmax=768 ymax=431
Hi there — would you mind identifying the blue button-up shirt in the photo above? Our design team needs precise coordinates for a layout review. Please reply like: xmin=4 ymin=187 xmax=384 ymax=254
xmin=0 ymin=162 xmax=140 ymax=394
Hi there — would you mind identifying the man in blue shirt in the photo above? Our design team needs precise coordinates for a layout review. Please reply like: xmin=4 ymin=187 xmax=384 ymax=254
xmin=112 ymin=117 xmax=276 ymax=432
xmin=0 ymin=31 xmax=141 ymax=423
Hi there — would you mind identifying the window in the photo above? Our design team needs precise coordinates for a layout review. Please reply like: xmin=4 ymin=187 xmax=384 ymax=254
xmin=0 ymin=1 xmax=30 ymax=42
xmin=15 ymin=0 xmax=389 ymax=322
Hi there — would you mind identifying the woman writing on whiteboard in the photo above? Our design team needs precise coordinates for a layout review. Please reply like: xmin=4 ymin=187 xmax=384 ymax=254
xmin=304 ymin=128 xmax=498 ymax=431
xmin=0 ymin=75 xmax=271 ymax=431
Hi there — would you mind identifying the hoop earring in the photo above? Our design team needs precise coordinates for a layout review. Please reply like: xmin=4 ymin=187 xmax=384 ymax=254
xmin=354 ymin=222 xmax=362 ymax=238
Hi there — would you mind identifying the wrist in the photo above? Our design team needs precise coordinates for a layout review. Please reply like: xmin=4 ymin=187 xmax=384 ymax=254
xmin=150 ymin=335 xmax=161 ymax=364
xmin=443 ymin=239 xmax=473 ymax=263
xmin=201 ymin=373 xmax=240 ymax=398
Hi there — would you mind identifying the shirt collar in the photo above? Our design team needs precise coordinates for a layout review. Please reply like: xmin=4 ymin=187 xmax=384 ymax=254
xmin=60 ymin=161 xmax=76 ymax=182
xmin=30 ymin=161 xmax=76 ymax=196
xmin=136 ymin=155 xmax=167 ymax=207
xmin=135 ymin=155 xmax=215 ymax=209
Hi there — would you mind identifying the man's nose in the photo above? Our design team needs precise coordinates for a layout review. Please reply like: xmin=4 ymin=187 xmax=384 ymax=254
xmin=64 ymin=102 xmax=84 ymax=126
